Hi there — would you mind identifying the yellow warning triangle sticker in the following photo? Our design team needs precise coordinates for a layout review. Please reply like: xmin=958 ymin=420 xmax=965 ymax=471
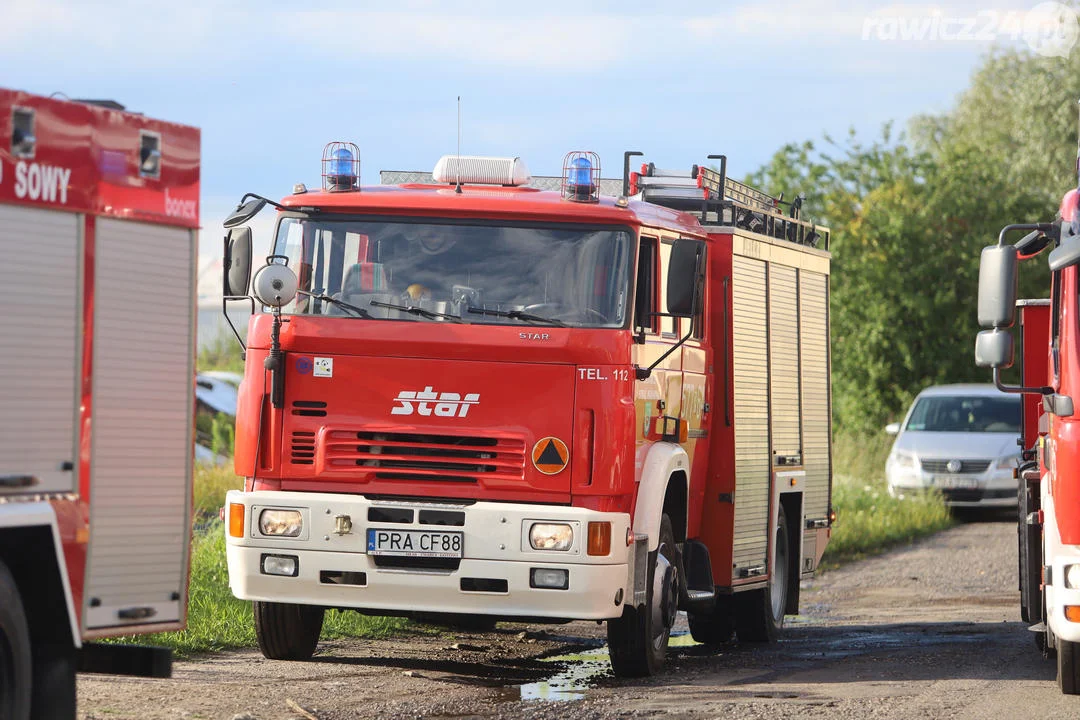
xmin=532 ymin=437 xmax=569 ymax=475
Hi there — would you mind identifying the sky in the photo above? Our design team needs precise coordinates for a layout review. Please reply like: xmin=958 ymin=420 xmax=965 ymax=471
xmin=1 ymin=0 xmax=1061 ymax=277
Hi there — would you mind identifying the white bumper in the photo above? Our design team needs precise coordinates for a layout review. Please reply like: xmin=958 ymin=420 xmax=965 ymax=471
xmin=225 ymin=491 xmax=632 ymax=620
xmin=1048 ymin=547 xmax=1080 ymax=643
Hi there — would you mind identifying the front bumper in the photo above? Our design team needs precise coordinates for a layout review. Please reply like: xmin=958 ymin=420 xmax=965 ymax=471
xmin=886 ymin=465 xmax=1017 ymax=508
xmin=225 ymin=491 xmax=632 ymax=620
xmin=1049 ymin=549 xmax=1080 ymax=643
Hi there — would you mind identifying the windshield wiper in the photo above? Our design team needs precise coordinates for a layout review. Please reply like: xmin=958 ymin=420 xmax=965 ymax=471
xmin=466 ymin=307 xmax=565 ymax=327
xmin=370 ymin=300 xmax=463 ymax=323
xmin=296 ymin=290 xmax=371 ymax=318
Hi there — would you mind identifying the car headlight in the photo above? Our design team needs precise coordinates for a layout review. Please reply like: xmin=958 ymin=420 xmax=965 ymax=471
xmin=259 ymin=509 xmax=303 ymax=537
xmin=529 ymin=523 xmax=573 ymax=551
xmin=996 ymin=453 xmax=1021 ymax=470
xmin=891 ymin=451 xmax=916 ymax=469
xmin=1066 ymin=564 xmax=1080 ymax=590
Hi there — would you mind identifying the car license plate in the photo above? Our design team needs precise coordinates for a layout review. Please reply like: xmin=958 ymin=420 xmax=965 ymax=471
xmin=933 ymin=475 xmax=979 ymax=490
xmin=366 ymin=528 xmax=464 ymax=558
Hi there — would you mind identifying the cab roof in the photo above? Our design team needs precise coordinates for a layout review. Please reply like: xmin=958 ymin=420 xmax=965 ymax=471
xmin=279 ymin=183 xmax=706 ymax=237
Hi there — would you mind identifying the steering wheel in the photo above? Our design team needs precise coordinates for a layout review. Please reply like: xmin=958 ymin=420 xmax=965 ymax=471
xmin=523 ymin=303 xmax=608 ymax=324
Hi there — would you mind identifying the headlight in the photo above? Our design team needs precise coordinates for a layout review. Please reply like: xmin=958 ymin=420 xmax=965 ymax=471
xmin=891 ymin=451 xmax=916 ymax=469
xmin=1066 ymin=564 xmax=1080 ymax=590
xmin=529 ymin=523 xmax=573 ymax=551
xmin=996 ymin=453 xmax=1021 ymax=470
xmin=259 ymin=509 xmax=303 ymax=537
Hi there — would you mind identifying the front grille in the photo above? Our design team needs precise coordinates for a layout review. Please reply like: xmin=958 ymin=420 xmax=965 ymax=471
xmin=921 ymin=459 xmax=992 ymax=474
xmin=291 ymin=400 xmax=327 ymax=417
xmin=291 ymin=431 xmax=316 ymax=465
xmin=325 ymin=430 xmax=525 ymax=483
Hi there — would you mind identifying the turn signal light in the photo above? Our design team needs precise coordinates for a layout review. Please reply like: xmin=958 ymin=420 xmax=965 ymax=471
xmin=1066 ymin=605 xmax=1080 ymax=623
xmin=228 ymin=503 xmax=246 ymax=538
xmin=587 ymin=522 xmax=611 ymax=556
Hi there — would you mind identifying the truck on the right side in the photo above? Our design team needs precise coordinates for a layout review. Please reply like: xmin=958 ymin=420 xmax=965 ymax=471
xmin=975 ymin=109 xmax=1080 ymax=693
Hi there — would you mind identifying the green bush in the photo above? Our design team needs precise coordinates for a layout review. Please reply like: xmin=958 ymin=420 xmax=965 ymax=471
xmin=823 ymin=432 xmax=953 ymax=564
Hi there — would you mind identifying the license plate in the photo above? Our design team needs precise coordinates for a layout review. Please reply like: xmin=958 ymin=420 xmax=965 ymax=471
xmin=366 ymin=528 xmax=464 ymax=558
xmin=933 ymin=475 xmax=980 ymax=490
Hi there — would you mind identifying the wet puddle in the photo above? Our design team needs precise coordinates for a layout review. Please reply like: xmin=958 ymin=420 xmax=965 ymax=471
xmin=517 ymin=633 xmax=701 ymax=701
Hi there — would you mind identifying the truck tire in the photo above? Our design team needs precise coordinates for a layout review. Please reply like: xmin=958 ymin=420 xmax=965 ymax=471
xmin=687 ymin=595 xmax=734 ymax=646
xmin=1059 ymin=638 xmax=1080 ymax=694
xmin=30 ymin=643 xmax=76 ymax=719
xmin=0 ymin=559 xmax=31 ymax=720
xmin=607 ymin=514 xmax=678 ymax=678
xmin=734 ymin=505 xmax=790 ymax=643
xmin=254 ymin=602 xmax=324 ymax=661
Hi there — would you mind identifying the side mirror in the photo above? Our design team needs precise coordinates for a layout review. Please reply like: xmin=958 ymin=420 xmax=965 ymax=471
xmin=977 ymin=245 xmax=1018 ymax=328
xmin=666 ymin=239 xmax=706 ymax=318
xmin=1050 ymin=236 xmax=1080 ymax=272
xmin=252 ymin=263 xmax=298 ymax=308
xmin=223 ymin=198 xmax=267 ymax=229
xmin=223 ymin=227 xmax=253 ymax=298
xmin=975 ymin=329 xmax=1014 ymax=369
xmin=885 ymin=423 xmax=900 ymax=436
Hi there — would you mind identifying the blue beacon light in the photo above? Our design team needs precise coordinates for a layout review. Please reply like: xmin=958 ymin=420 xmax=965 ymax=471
xmin=568 ymin=156 xmax=593 ymax=195
xmin=330 ymin=147 xmax=354 ymax=177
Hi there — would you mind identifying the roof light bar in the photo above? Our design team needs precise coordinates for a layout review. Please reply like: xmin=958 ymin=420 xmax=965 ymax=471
xmin=433 ymin=155 xmax=531 ymax=186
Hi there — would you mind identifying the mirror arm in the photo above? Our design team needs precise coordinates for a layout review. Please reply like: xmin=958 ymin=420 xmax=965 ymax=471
xmin=221 ymin=296 xmax=253 ymax=355
xmin=238 ymin=192 xmax=287 ymax=212
xmin=998 ymin=222 xmax=1055 ymax=248
xmin=635 ymin=324 xmax=694 ymax=381
xmin=992 ymin=367 xmax=1052 ymax=396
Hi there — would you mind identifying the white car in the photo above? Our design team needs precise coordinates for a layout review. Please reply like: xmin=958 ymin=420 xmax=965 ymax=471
xmin=885 ymin=384 xmax=1022 ymax=508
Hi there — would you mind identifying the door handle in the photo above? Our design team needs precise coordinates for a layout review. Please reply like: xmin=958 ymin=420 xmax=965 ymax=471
xmin=0 ymin=474 xmax=40 ymax=488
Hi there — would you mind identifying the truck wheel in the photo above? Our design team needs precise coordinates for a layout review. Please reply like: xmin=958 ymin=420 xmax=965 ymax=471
xmin=254 ymin=602 xmax=324 ymax=661
xmin=30 ymin=644 xmax=76 ymax=719
xmin=734 ymin=505 xmax=790 ymax=643
xmin=0 ymin=559 xmax=31 ymax=720
xmin=1059 ymin=638 xmax=1080 ymax=694
xmin=607 ymin=514 xmax=679 ymax=678
xmin=687 ymin=595 xmax=734 ymax=645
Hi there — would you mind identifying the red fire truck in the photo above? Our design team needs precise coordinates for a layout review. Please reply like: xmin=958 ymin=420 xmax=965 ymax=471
xmin=222 ymin=146 xmax=833 ymax=676
xmin=0 ymin=88 xmax=199 ymax=717
xmin=975 ymin=115 xmax=1080 ymax=692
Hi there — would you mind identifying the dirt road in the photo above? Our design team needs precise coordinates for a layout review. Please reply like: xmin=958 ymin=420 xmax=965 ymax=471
xmin=78 ymin=518 xmax=1080 ymax=719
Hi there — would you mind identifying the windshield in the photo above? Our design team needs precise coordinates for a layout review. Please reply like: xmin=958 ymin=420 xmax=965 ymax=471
xmin=272 ymin=217 xmax=633 ymax=327
xmin=904 ymin=394 xmax=1021 ymax=433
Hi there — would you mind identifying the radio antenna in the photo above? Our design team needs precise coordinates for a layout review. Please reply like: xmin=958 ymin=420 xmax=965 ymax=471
xmin=455 ymin=96 xmax=463 ymax=194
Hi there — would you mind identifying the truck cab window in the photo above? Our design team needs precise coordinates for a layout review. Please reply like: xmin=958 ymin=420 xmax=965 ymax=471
xmin=635 ymin=236 xmax=658 ymax=334
xmin=274 ymin=217 xmax=632 ymax=328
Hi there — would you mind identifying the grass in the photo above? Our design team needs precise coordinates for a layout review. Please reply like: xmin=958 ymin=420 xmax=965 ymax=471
xmin=115 ymin=465 xmax=406 ymax=658
xmin=822 ymin=431 xmax=954 ymax=565
xmin=197 ymin=334 xmax=245 ymax=375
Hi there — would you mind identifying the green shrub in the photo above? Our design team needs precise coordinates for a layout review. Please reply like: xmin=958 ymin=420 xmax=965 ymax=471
xmin=824 ymin=431 xmax=953 ymax=564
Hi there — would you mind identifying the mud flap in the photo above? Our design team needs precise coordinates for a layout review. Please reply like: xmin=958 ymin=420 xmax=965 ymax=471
xmin=629 ymin=533 xmax=649 ymax=608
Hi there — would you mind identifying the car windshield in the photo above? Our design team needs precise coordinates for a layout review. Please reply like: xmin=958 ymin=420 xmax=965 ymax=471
xmin=271 ymin=217 xmax=633 ymax=328
xmin=904 ymin=394 xmax=1021 ymax=433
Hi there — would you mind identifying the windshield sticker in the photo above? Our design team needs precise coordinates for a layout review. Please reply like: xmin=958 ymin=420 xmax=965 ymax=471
xmin=313 ymin=357 xmax=333 ymax=378
xmin=391 ymin=386 xmax=480 ymax=418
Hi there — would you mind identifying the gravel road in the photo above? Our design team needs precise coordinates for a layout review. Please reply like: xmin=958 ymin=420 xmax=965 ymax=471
xmin=78 ymin=516 xmax=1080 ymax=719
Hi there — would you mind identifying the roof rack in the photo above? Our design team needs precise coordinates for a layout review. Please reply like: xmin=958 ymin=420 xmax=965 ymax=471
xmin=623 ymin=152 xmax=829 ymax=251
